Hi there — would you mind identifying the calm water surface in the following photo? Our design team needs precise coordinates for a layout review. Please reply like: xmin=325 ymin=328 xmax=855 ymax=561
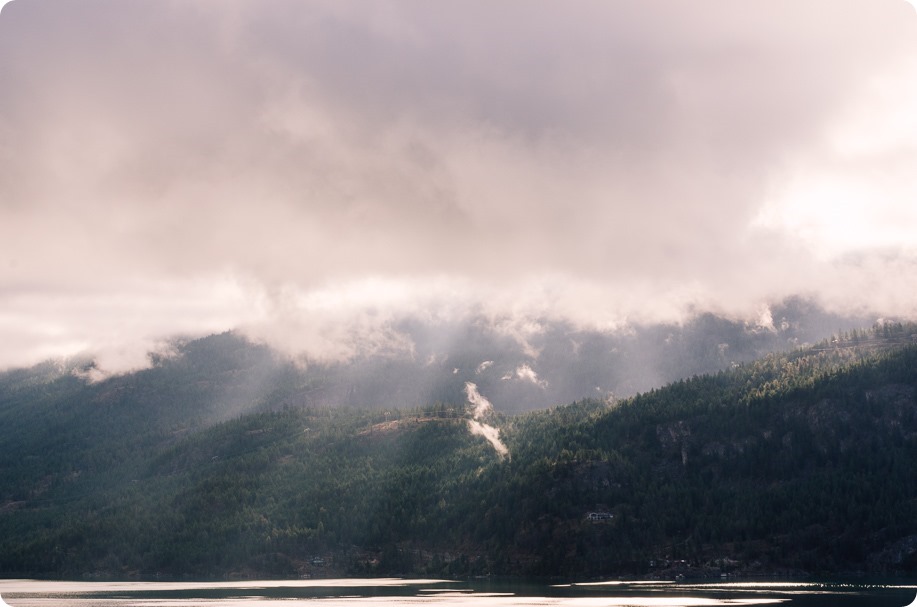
xmin=1 ymin=578 xmax=915 ymax=606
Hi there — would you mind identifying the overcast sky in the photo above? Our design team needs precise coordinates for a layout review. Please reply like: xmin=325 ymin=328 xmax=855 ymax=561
xmin=1 ymin=0 xmax=916 ymax=373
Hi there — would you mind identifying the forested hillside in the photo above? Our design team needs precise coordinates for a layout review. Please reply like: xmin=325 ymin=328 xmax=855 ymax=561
xmin=0 ymin=299 xmax=868 ymax=417
xmin=1 ymin=324 xmax=916 ymax=579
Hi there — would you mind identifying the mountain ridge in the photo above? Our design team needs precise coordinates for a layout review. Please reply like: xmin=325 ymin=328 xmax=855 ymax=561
xmin=0 ymin=322 xmax=915 ymax=579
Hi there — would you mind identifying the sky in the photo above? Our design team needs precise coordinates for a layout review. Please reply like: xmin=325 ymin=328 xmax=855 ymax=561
xmin=0 ymin=0 xmax=916 ymax=375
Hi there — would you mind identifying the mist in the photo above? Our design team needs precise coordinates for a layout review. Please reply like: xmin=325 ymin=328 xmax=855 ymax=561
xmin=1 ymin=0 xmax=916 ymax=377
xmin=464 ymin=381 xmax=508 ymax=456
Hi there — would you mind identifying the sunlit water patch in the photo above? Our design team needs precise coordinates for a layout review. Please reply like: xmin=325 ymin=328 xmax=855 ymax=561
xmin=0 ymin=578 xmax=914 ymax=607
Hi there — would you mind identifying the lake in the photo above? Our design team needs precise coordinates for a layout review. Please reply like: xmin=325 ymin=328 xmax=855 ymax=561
xmin=0 ymin=578 xmax=915 ymax=606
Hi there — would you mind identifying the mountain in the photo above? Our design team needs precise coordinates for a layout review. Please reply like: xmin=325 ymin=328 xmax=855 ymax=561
xmin=1 ymin=297 xmax=869 ymax=418
xmin=0 ymin=322 xmax=915 ymax=579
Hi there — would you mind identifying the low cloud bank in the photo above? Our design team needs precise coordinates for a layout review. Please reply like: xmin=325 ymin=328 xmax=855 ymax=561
xmin=0 ymin=2 xmax=915 ymax=375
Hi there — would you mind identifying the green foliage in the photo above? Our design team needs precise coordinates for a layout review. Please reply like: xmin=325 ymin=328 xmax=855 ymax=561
xmin=1 ymin=328 xmax=917 ymax=578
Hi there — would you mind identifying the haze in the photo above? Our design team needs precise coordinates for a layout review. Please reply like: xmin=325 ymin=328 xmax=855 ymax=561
xmin=1 ymin=0 xmax=916 ymax=375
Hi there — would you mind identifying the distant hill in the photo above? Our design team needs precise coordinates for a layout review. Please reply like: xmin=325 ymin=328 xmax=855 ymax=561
xmin=0 ymin=297 xmax=875 ymax=418
xmin=1 ymin=322 xmax=916 ymax=579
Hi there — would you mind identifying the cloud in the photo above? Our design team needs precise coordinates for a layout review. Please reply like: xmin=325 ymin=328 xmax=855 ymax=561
xmin=467 ymin=419 xmax=509 ymax=458
xmin=514 ymin=364 xmax=548 ymax=390
xmin=464 ymin=381 xmax=494 ymax=419
xmin=1 ymin=1 xmax=916 ymax=372
xmin=464 ymin=381 xmax=507 ymax=456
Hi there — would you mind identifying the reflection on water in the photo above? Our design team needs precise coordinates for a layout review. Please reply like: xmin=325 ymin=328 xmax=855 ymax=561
xmin=0 ymin=578 xmax=914 ymax=607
